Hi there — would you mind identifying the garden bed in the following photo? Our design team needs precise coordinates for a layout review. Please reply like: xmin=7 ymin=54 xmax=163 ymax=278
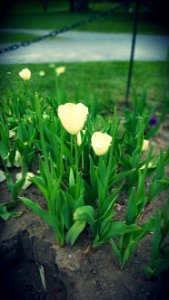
xmin=0 ymin=120 xmax=168 ymax=300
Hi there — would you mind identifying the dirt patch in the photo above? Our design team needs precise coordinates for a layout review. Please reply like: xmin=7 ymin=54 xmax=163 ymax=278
xmin=0 ymin=121 xmax=169 ymax=300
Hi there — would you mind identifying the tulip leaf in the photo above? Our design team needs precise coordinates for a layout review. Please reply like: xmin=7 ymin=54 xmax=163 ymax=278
xmin=65 ymin=220 xmax=86 ymax=245
xmin=73 ymin=205 xmax=95 ymax=232
xmin=69 ymin=167 xmax=75 ymax=187
xmin=19 ymin=196 xmax=64 ymax=245
xmin=126 ymin=187 xmax=137 ymax=225
xmin=0 ymin=140 xmax=9 ymax=160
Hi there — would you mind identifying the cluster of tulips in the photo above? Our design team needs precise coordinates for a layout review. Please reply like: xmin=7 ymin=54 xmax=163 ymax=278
xmin=0 ymin=67 xmax=168 ymax=277
xmin=58 ymin=102 xmax=113 ymax=156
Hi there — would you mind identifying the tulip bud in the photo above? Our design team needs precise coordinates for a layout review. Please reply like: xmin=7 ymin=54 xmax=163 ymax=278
xmin=9 ymin=130 xmax=16 ymax=138
xmin=56 ymin=66 xmax=66 ymax=76
xmin=39 ymin=70 xmax=45 ymax=77
xmin=19 ymin=68 xmax=31 ymax=80
xmin=58 ymin=103 xmax=88 ymax=135
xmin=0 ymin=170 xmax=6 ymax=182
xmin=142 ymin=139 xmax=149 ymax=151
xmin=16 ymin=172 xmax=34 ymax=190
xmin=91 ymin=132 xmax=112 ymax=156
xmin=149 ymin=116 xmax=157 ymax=126
xmin=14 ymin=150 xmax=22 ymax=167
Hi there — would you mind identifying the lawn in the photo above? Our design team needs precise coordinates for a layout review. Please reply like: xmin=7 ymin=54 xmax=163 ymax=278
xmin=0 ymin=32 xmax=39 ymax=43
xmin=0 ymin=61 xmax=168 ymax=112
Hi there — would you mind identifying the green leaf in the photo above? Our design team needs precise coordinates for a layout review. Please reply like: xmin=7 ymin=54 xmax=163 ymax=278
xmin=110 ymin=238 xmax=121 ymax=261
xmin=97 ymin=176 xmax=106 ymax=207
xmin=0 ymin=204 xmax=12 ymax=220
xmin=152 ymin=211 xmax=162 ymax=259
xmin=73 ymin=205 xmax=95 ymax=232
xmin=121 ymin=238 xmax=137 ymax=269
xmin=7 ymin=175 xmax=25 ymax=200
xmin=99 ymin=184 xmax=122 ymax=219
xmin=31 ymin=176 xmax=49 ymax=200
xmin=89 ymin=156 xmax=98 ymax=198
xmin=69 ymin=167 xmax=75 ymax=187
xmin=126 ymin=187 xmax=137 ymax=225
xmin=110 ymin=169 xmax=134 ymax=186
xmin=50 ymin=180 xmax=61 ymax=212
xmin=19 ymin=196 xmax=64 ymax=245
xmin=149 ymin=178 xmax=169 ymax=202
xmin=0 ymin=140 xmax=9 ymax=159
xmin=63 ymin=191 xmax=76 ymax=229
xmin=65 ymin=220 xmax=86 ymax=245
xmin=144 ymin=266 xmax=156 ymax=279
xmin=93 ymin=221 xmax=141 ymax=247
xmin=0 ymin=201 xmax=21 ymax=220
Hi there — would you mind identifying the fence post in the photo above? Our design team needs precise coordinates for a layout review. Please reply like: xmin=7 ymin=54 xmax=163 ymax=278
xmin=125 ymin=0 xmax=140 ymax=106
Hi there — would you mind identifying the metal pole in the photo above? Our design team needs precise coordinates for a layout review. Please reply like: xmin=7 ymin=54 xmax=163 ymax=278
xmin=125 ymin=0 xmax=140 ymax=106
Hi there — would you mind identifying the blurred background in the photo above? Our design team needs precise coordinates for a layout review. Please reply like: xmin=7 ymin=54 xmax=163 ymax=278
xmin=0 ymin=0 xmax=169 ymax=112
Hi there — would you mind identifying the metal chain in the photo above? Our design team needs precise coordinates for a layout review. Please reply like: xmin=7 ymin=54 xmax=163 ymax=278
xmin=0 ymin=1 xmax=131 ymax=55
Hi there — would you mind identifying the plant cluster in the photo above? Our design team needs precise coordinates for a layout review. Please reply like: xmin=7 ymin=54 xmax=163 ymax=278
xmin=0 ymin=68 xmax=169 ymax=278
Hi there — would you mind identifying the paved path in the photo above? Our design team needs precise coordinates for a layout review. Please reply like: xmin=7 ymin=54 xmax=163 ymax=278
xmin=0 ymin=29 xmax=169 ymax=64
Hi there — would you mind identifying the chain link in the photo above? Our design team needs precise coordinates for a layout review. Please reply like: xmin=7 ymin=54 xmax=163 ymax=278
xmin=0 ymin=1 xmax=131 ymax=55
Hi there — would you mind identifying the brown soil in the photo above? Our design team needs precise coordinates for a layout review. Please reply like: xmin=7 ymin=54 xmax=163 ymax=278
xmin=0 ymin=121 xmax=169 ymax=300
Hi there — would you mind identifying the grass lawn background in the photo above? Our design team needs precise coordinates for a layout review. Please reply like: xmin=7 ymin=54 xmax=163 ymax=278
xmin=0 ymin=0 xmax=169 ymax=40
xmin=0 ymin=61 xmax=168 ymax=112
xmin=0 ymin=1 xmax=168 ymax=112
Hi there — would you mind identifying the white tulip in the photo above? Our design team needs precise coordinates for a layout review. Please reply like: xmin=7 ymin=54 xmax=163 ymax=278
xmin=9 ymin=130 xmax=16 ymax=138
xmin=19 ymin=68 xmax=31 ymax=80
xmin=142 ymin=139 xmax=149 ymax=151
xmin=140 ymin=162 xmax=153 ymax=169
xmin=0 ymin=170 xmax=6 ymax=182
xmin=14 ymin=150 xmax=22 ymax=167
xmin=91 ymin=132 xmax=112 ymax=156
xmin=39 ymin=70 xmax=45 ymax=77
xmin=16 ymin=172 xmax=34 ymax=190
xmin=56 ymin=66 xmax=66 ymax=76
xmin=58 ymin=103 xmax=89 ymax=135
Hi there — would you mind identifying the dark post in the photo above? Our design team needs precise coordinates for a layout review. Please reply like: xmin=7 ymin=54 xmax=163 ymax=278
xmin=125 ymin=0 xmax=140 ymax=106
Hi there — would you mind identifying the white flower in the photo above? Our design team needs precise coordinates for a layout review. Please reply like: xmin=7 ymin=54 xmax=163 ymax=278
xmin=14 ymin=150 xmax=22 ymax=167
xmin=19 ymin=68 xmax=31 ymax=80
xmin=142 ymin=139 xmax=149 ymax=151
xmin=39 ymin=70 xmax=45 ymax=77
xmin=56 ymin=66 xmax=66 ymax=76
xmin=140 ymin=162 xmax=153 ymax=170
xmin=9 ymin=130 xmax=16 ymax=138
xmin=16 ymin=172 xmax=34 ymax=190
xmin=91 ymin=132 xmax=112 ymax=156
xmin=58 ymin=103 xmax=88 ymax=135
xmin=42 ymin=113 xmax=50 ymax=120
xmin=0 ymin=170 xmax=6 ymax=182
xmin=77 ymin=130 xmax=86 ymax=146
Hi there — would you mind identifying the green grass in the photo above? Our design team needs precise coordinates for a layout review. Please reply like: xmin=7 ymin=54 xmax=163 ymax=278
xmin=0 ymin=61 xmax=168 ymax=112
xmin=0 ymin=32 xmax=39 ymax=43
xmin=1 ymin=12 xmax=168 ymax=35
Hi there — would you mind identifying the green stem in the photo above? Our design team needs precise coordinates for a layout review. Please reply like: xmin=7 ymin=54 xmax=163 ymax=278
xmin=74 ymin=136 xmax=79 ymax=199
xmin=59 ymin=126 xmax=64 ymax=182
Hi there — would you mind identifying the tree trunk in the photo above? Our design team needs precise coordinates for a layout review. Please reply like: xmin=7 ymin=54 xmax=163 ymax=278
xmin=69 ymin=0 xmax=89 ymax=12
xmin=69 ymin=0 xmax=75 ymax=12
xmin=43 ymin=0 xmax=48 ymax=13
